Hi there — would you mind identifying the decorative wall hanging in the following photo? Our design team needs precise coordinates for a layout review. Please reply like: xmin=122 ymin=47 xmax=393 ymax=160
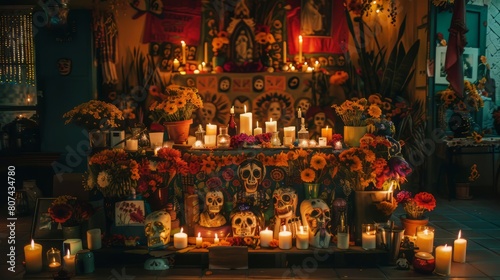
xmin=57 ymin=58 xmax=72 ymax=76
xmin=300 ymin=0 xmax=332 ymax=37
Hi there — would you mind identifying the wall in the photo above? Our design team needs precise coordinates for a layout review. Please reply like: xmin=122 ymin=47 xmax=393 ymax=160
xmin=486 ymin=0 xmax=500 ymax=103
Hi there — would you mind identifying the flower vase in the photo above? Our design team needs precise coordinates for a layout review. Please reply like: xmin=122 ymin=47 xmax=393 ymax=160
xmin=163 ymin=119 xmax=193 ymax=144
xmin=343 ymin=126 xmax=367 ymax=147
xmin=62 ymin=225 xmax=81 ymax=239
xmin=304 ymin=183 xmax=319 ymax=199
xmin=146 ymin=187 xmax=169 ymax=211
xmin=399 ymin=215 xmax=429 ymax=236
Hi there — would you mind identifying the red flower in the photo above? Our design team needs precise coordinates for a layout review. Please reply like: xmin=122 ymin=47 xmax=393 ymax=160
xmin=48 ymin=204 xmax=73 ymax=224
xmin=414 ymin=192 xmax=436 ymax=212
xmin=222 ymin=168 xmax=234 ymax=181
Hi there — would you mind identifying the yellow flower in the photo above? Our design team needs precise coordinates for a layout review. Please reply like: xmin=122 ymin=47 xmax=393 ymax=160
xmin=300 ymin=168 xmax=316 ymax=183
xmin=367 ymin=104 xmax=382 ymax=118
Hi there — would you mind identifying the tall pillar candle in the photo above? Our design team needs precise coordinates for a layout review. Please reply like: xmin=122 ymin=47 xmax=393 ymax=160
xmin=196 ymin=232 xmax=203 ymax=248
xmin=283 ymin=41 xmax=287 ymax=63
xmin=87 ymin=228 xmax=102 ymax=250
xmin=278 ymin=225 xmax=292 ymax=250
xmin=174 ymin=228 xmax=188 ymax=249
xmin=260 ymin=227 xmax=273 ymax=248
xmin=435 ymin=244 xmax=452 ymax=276
xmin=240 ymin=106 xmax=253 ymax=135
xmin=24 ymin=240 xmax=42 ymax=273
xmin=206 ymin=123 xmax=217 ymax=135
xmin=321 ymin=126 xmax=332 ymax=141
xmin=181 ymin=41 xmax=186 ymax=64
xmin=453 ymin=230 xmax=467 ymax=263
xmin=296 ymin=226 xmax=309 ymax=249
xmin=284 ymin=126 xmax=296 ymax=142
xmin=298 ymin=35 xmax=303 ymax=63
xmin=265 ymin=118 xmax=277 ymax=133
xmin=416 ymin=226 xmax=434 ymax=253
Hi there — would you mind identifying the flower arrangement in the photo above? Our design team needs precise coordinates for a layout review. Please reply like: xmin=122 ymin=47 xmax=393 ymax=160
xmin=396 ymin=191 xmax=436 ymax=220
xmin=85 ymin=149 xmax=140 ymax=198
xmin=63 ymin=100 xmax=124 ymax=131
xmin=437 ymin=80 xmax=484 ymax=112
xmin=287 ymin=149 xmax=338 ymax=185
xmin=332 ymin=98 xmax=382 ymax=127
xmin=48 ymin=195 xmax=94 ymax=227
xmin=148 ymin=85 xmax=203 ymax=124
xmin=337 ymin=134 xmax=412 ymax=191
xmin=230 ymin=133 xmax=273 ymax=148
xmin=211 ymin=31 xmax=229 ymax=58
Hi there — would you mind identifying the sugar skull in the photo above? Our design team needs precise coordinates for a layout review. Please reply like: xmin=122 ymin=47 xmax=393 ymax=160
xmin=200 ymin=102 xmax=217 ymax=124
xmin=144 ymin=210 xmax=171 ymax=249
xmin=199 ymin=190 xmax=226 ymax=228
xmin=237 ymin=159 xmax=265 ymax=194
xmin=231 ymin=210 xmax=258 ymax=237
xmin=273 ymin=188 xmax=297 ymax=219
xmin=300 ymin=199 xmax=332 ymax=248
xmin=253 ymin=76 xmax=265 ymax=92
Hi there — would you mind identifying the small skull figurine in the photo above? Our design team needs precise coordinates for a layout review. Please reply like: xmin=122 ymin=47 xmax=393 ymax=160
xmin=144 ymin=210 xmax=171 ymax=249
xmin=273 ymin=188 xmax=298 ymax=239
xmin=300 ymin=199 xmax=332 ymax=248
xmin=231 ymin=210 xmax=258 ymax=237
xmin=238 ymin=159 xmax=265 ymax=194
xmin=199 ymin=190 xmax=227 ymax=228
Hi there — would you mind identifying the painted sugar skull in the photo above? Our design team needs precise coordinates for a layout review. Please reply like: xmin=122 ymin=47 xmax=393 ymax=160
xmin=238 ymin=159 xmax=265 ymax=194
xmin=273 ymin=188 xmax=297 ymax=219
xmin=300 ymin=199 xmax=332 ymax=248
xmin=205 ymin=190 xmax=224 ymax=214
xmin=144 ymin=210 xmax=171 ymax=249
xmin=231 ymin=210 xmax=258 ymax=237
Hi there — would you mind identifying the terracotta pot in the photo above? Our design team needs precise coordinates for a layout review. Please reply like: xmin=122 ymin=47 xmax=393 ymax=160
xmin=163 ymin=119 xmax=193 ymax=144
xmin=343 ymin=126 xmax=367 ymax=147
xmin=455 ymin=182 xmax=472 ymax=199
xmin=399 ymin=215 xmax=429 ymax=236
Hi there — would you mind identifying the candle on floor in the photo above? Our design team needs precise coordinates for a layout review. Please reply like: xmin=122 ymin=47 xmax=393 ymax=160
xmin=416 ymin=226 xmax=434 ymax=253
xmin=196 ymin=232 xmax=203 ymax=248
xmin=260 ymin=227 xmax=273 ymax=248
xmin=279 ymin=225 xmax=292 ymax=250
xmin=283 ymin=41 xmax=287 ymax=63
xmin=63 ymin=249 xmax=76 ymax=274
xmin=296 ymin=226 xmax=309 ymax=250
xmin=435 ymin=244 xmax=452 ymax=276
xmin=174 ymin=228 xmax=188 ymax=249
xmin=453 ymin=230 xmax=467 ymax=263
xmin=24 ymin=240 xmax=42 ymax=273
xmin=240 ymin=105 xmax=253 ymax=135
xmin=361 ymin=224 xmax=376 ymax=250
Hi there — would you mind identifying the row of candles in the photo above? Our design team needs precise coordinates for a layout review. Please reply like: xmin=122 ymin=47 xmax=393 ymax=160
xmin=23 ymin=229 xmax=102 ymax=274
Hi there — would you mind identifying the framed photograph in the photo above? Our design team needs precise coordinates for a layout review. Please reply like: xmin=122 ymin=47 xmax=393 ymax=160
xmin=114 ymin=200 xmax=145 ymax=226
xmin=31 ymin=198 xmax=64 ymax=240
xmin=301 ymin=0 xmax=332 ymax=37
xmin=435 ymin=46 xmax=479 ymax=85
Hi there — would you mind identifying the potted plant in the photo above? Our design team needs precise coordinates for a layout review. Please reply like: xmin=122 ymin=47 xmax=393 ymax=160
xmin=396 ymin=191 xmax=436 ymax=236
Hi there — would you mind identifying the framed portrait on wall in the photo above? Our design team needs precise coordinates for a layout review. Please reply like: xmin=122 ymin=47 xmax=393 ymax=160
xmin=301 ymin=0 xmax=332 ymax=37
xmin=31 ymin=198 xmax=63 ymax=240
xmin=435 ymin=46 xmax=479 ymax=85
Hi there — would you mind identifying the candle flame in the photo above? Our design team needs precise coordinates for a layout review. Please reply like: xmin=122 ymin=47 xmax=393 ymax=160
xmin=299 ymin=35 xmax=303 ymax=43
xmin=424 ymin=229 xmax=429 ymax=235
xmin=198 ymin=232 xmax=201 ymax=238
xmin=458 ymin=230 xmax=461 ymax=239
xmin=66 ymin=249 xmax=70 ymax=258
xmin=265 ymin=227 xmax=268 ymax=231
xmin=283 ymin=225 xmax=287 ymax=232
xmin=315 ymin=60 xmax=318 ymax=65
xmin=256 ymin=121 xmax=259 ymax=128
xmin=181 ymin=40 xmax=185 ymax=46
xmin=215 ymin=233 xmax=218 ymax=238
xmin=366 ymin=225 xmax=370 ymax=233
xmin=180 ymin=227 xmax=184 ymax=233
xmin=300 ymin=226 xmax=304 ymax=234
xmin=244 ymin=105 xmax=247 ymax=113
xmin=31 ymin=239 xmax=34 ymax=249
xmin=326 ymin=125 xmax=329 ymax=129
xmin=444 ymin=244 xmax=448 ymax=248
xmin=270 ymin=118 xmax=273 ymax=122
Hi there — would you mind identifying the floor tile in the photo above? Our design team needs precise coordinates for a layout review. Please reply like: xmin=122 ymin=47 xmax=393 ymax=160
xmin=471 ymin=262 xmax=500 ymax=277
xmin=202 ymin=269 xmax=247 ymax=279
xmin=335 ymin=268 xmax=386 ymax=279
xmin=449 ymin=262 xmax=488 ymax=278
xmin=248 ymin=268 xmax=293 ymax=279
xmin=465 ymin=249 xmax=500 ymax=263
xmin=293 ymin=268 xmax=338 ymax=279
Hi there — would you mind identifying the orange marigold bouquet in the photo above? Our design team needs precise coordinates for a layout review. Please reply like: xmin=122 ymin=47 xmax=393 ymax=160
xmin=287 ymin=149 xmax=339 ymax=185
xmin=148 ymin=85 xmax=203 ymax=123
xmin=63 ymin=100 xmax=124 ymax=131
xmin=332 ymin=97 xmax=382 ymax=126
xmin=396 ymin=191 xmax=436 ymax=219
xmin=437 ymin=80 xmax=484 ymax=112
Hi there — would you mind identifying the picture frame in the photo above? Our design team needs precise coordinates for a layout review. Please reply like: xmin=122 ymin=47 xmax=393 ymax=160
xmin=114 ymin=200 xmax=145 ymax=226
xmin=31 ymin=198 xmax=64 ymax=240
xmin=435 ymin=46 xmax=479 ymax=85
xmin=301 ymin=0 xmax=332 ymax=37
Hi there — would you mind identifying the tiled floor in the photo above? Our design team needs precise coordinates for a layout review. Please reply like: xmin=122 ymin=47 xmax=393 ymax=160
xmin=1 ymin=196 xmax=500 ymax=279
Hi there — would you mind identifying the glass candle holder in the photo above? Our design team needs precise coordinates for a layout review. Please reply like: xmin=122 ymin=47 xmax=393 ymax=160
xmin=217 ymin=126 xmax=230 ymax=148
xmin=336 ymin=225 xmax=349 ymax=250
xmin=271 ymin=132 xmax=281 ymax=146
xmin=47 ymin=247 xmax=61 ymax=271
xmin=415 ymin=225 xmax=435 ymax=253
xmin=361 ymin=224 xmax=376 ymax=250
xmin=194 ymin=124 xmax=205 ymax=147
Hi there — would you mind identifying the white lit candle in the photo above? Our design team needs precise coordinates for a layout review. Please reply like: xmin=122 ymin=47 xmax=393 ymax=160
xmin=174 ymin=228 xmax=188 ymax=249
xmin=86 ymin=228 xmax=102 ymax=250
xmin=297 ymin=108 xmax=302 ymax=119
xmin=435 ymin=244 xmax=452 ymax=276
xmin=321 ymin=126 xmax=332 ymax=141
xmin=362 ymin=225 xmax=376 ymax=250
xmin=24 ymin=240 xmax=42 ymax=273
xmin=202 ymin=62 xmax=206 ymax=72
xmin=302 ymin=62 xmax=308 ymax=72
xmin=296 ymin=226 xmax=309 ymax=249
xmin=214 ymin=233 xmax=219 ymax=245
xmin=63 ymin=239 xmax=82 ymax=256
xmin=181 ymin=41 xmax=186 ymax=64
xmin=196 ymin=232 xmax=203 ymax=248
xmin=298 ymin=35 xmax=303 ymax=63
xmin=279 ymin=225 xmax=292 ymax=250
xmin=334 ymin=141 xmax=343 ymax=150
xmin=240 ymin=105 xmax=253 ymax=135
xmin=260 ymin=227 xmax=273 ymax=248
xmin=126 ymin=139 xmax=138 ymax=151
xmin=283 ymin=136 xmax=293 ymax=146
xmin=453 ymin=230 xmax=467 ymax=263
xmin=206 ymin=123 xmax=217 ymax=135
xmin=283 ymin=41 xmax=287 ymax=63
xmin=416 ymin=227 xmax=434 ymax=253
xmin=253 ymin=121 xmax=263 ymax=136
xmin=318 ymin=137 xmax=327 ymax=147
xmin=63 ymin=249 xmax=76 ymax=274
xmin=173 ymin=59 xmax=180 ymax=71
xmin=314 ymin=60 xmax=320 ymax=71
xmin=193 ymin=69 xmax=200 ymax=74
xmin=284 ymin=126 xmax=296 ymax=142
xmin=337 ymin=231 xmax=349 ymax=250
xmin=48 ymin=258 xmax=61 ymax=269
xmin=265 ymin=118 xmax=277 ymax=133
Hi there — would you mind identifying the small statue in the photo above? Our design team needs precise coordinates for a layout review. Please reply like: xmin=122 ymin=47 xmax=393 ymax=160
xmin=199 ymin=190 xmax=227 ymax=228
